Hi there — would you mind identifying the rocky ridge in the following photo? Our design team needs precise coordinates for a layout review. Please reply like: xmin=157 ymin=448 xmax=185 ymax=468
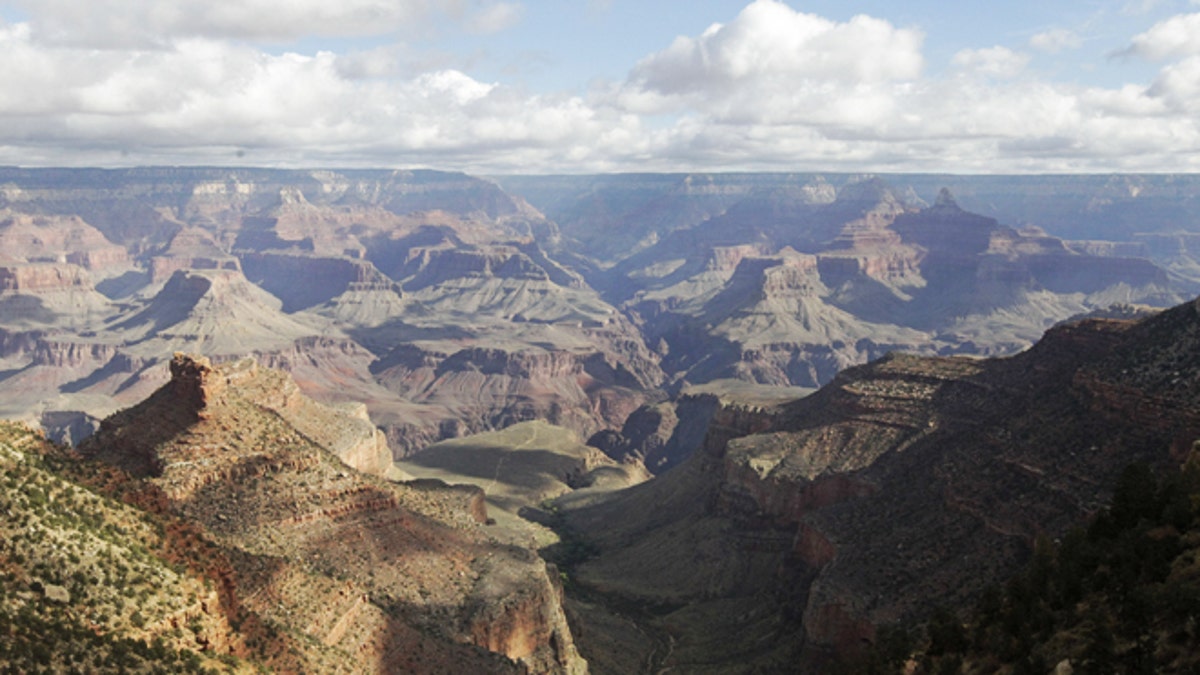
xmin=557 ymin=298 xmax=1200 ymax=671
xmin=78 ymin=354 xmax=587 ymax=673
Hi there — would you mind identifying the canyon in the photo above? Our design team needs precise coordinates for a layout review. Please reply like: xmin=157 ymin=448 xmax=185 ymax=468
xmin=0 ymin=168 xmax=1189 ymax=456
xmin=5 ymin=167 xmax=1200 ymax=672
xmin=557 ymin=298 xmax=1200 ymax=671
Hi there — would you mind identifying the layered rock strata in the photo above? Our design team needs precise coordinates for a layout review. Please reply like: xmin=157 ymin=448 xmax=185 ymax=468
xmin=82 ymin=354 xmax=587 ymax=674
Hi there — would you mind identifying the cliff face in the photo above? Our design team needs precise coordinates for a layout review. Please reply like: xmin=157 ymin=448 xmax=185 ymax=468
xmin=587 ymin=394 xmax=732 ymax=476
xmin=604 ymin=179 xmax=1177 ymax=394
xmin=0 ymin=262 xmax=93 ymax=291
xmin=0 ymin=167 xmax=1188 ymax=459
xmin=240 ymin=251 xmax=401 ymax=312
xmin=373 ymin=340 xmax=658 ymax=455
xmin=80 ymin=355 xmax=587 ymax=674
xmin=0 ymin=167 xmax=624 ymax=455
xmin=0 ymin=211 xmax=129 ymax=271
xmin=562 ymin=299 xmax=1200 ymax=670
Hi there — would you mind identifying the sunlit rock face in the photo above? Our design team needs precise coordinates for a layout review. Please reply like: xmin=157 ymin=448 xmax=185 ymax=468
xmin=79 ymin=354 xmax=588 ymax=674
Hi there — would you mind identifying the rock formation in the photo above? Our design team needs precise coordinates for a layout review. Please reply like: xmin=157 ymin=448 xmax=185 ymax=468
xmin=558 ymin=297 xmax=1200 ymax=671
xmin=79 ymin=354 xmax=587 ymax=673
xmin=0 ymin=166 xmax=1190 ymax=460
xmin=0 ymin=167 xmax=662 ymax=452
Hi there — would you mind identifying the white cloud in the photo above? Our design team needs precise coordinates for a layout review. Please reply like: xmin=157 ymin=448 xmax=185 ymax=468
xmin=1147 ymin=54 xmax=1200 ymax=110
xmin=1029 ymin=28 xmax=1082 ymax=54
xmin=601 ymin=3 xmax=1200 ymax=173
xmin=1 ymin=3 xmax=1200 ymax=173
xmin=951 ymin=46 xmax=1031 ymax=79
xmin=615 ymin=0 xmax=924 ymax=141
xmin=0 ymin=21 xmax=649 ymax=170
xmin=627 ymin=0 xmax=923 ymax=98
xmin=1125 ymin=12 xmax=1200 ymax=60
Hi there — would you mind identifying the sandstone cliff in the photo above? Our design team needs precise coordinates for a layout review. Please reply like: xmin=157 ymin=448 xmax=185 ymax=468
xmin=559 ymin=297 xmax=1200 ymax=671
xmin=80 ymin=354 xmax=587 ymax=674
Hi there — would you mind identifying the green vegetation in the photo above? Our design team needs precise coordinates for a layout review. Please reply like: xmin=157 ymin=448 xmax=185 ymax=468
xmin=536 ymin=500 xmax=599 ymax=589
xmin=0 ymin=422 xmax=235 ymax=673
xmin=855 ymin=452 xmax=1200 ymax=674
xmin=0 ymin=609 xmax=210 ymax=674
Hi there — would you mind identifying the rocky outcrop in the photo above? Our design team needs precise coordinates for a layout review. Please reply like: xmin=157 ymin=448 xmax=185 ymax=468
xmin=587 ymin=394 xmax=721 ymax=473
xmin=374 ymin=340 xmax=659 ymax=454
xmin=403 ymin=247 xmax=551 ymax=290
xmin=562 ymin=299 xmax=1200 ymax=670
xmin=80 ymin=355 xmax=588 ymax=674
xmin=603 ymin=178 xmax=1179 ymax=393
xmin=149 ymin=227 xmax=240 ymax=283
xmin=0 ymin=212 xmax=128 ymax=271
xmin=465 ymin=558 xmax=585 ymax=674
xmin=162 ymin=353 xmax=394 ymax=478
xmin=0 ymin=263 xmax=92 ymax=292
xmin=31 ymin=339 xmax=124 ymax=369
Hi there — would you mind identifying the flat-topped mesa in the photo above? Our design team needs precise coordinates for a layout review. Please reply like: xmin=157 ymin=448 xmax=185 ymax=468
xmin=150 ymin=227 xmax=241 ymax=283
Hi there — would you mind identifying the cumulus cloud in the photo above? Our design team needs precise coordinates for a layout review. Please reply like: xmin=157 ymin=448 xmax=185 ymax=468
xmin=630 ymin=1 xmax=922 ymax=94
xmin=2 ymin=2 xmax=1200 ymax=173
xmin=604 ymin=3 xmax=1200 ymax=173
xmin=1148 ymin=54 xmax=1200 ymax=109
xmin=1029 ymin=28 xmax=1082 ymax=54
xmin=618 ymin=0 xmax=923 ymax=134
xmin=0 ymin=20 xmax=645 ymax=171
xmin=1125 ymin=12 xmax=1200 ymax=60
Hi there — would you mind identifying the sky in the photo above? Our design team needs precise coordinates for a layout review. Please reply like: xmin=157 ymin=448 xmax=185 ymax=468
xmin=1 ymin=0 xmax=1200 ymax=174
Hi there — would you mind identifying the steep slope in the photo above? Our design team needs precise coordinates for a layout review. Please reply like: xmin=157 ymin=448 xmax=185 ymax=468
xmin=493 ymin=173 xmax=836 ymax=266
xmin=0 ymin=262 xmax=115 ymax=331
xmin=0 ymin=167 xmax=663 ymax=455
xmin=0 ymin=266 xmax=374 ymax=445
xmin=559 ymin=297 xmax=1200 ymax=672
xmin=79 ymin=354 xmax=586 ymax=674
xmin=356 ymin=236 xmax=665 ymax=454
xmin=0 ymin=167 xmax=1191 ymax=460
xmin=0 ymin=422 xmax=237 ymax=673
xmin=585 ymin=395 xmax=721 ymax=474
xmin=892 ymin=458 xmax=1200 ymax=674
xmin=609 ymin=179 xmax=1177 ymax=391
xmin=504 ymin=172 xmax=1200 ymax=289
xmin=497 ymin=174 xmax=1183 ymax=396
xmin=111 ymin=269 xmax=323 ymax=354
xmin=0 ymin=211 xmax=129 ymax=273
